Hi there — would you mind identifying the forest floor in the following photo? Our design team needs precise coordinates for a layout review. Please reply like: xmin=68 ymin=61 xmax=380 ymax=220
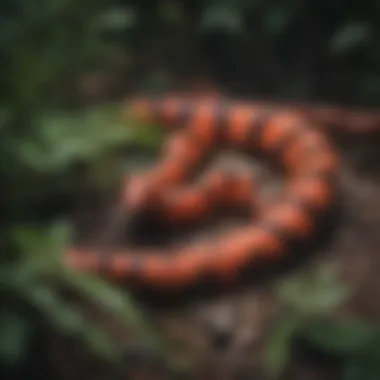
xmin=48 ymin=107 xmax=380 ymax=380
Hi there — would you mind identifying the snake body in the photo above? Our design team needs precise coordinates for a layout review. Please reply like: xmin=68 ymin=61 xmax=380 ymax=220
xmin=65 ymin=96 xmax=359 ymax=288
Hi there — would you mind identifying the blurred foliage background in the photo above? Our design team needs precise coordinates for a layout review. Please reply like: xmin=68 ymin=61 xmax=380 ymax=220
xmin=1 ymin=1 xmax=380 ymax=380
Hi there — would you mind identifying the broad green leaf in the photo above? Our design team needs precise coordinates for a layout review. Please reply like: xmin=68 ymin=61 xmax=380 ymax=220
xmin=15 ymin=104 xmax=163 ymax=173
xmin=300 ymin=318 xmax=380 ymax=356
xmin=263 ymin=311 xmax=301 ymax=379
xmin=275 ymin=263 xmax=351 ymax=315
xmin=16 ymin=106 xmax=154 ymax=173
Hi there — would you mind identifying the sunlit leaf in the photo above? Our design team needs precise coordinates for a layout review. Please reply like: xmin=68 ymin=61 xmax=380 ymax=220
xmin=275 ymin=263 xmax=351 ymax=315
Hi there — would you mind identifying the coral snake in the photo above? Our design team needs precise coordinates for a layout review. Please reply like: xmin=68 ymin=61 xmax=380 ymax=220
xmin=65 ymin=95 xmax=380 ymax=288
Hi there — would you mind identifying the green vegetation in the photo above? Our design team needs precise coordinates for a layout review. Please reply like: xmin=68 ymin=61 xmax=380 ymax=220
xmin=1 ymin=1 xmax=379 ymax=379
xmin=1 ymin=0 xmax=166 ymax=375
xmin=266 ymin=264 xmax=380 ymax=379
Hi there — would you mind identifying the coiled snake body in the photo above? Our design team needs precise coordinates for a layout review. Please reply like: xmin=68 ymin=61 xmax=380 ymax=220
xmin=65 ymin=96 xmax=378 ymax=288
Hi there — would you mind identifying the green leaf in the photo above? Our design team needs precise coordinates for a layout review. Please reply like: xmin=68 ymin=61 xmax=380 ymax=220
xmin=14 ymin=104 xmax=162 ymax=174
xmin=329 ymin=23 xmax=371 ymax=55
xmin=300 ymin=318 xmax=380 ymax=356
xmin=275 ymin=263 xmax=351 ymax=315
xmin=12 ymin=226 xmax=47 ymax=256
xmin=264 ymin=311 xmax=301 ymax=379
xmin=0 ymin=310 xmax=32 ymax=366
xmin=10 ymin=281 xmax=119 ymax=362
xmin=17 ymin=139 xmax=52 ymax=172
xmin=48 ymin=221 xmax=73 ymax=255
xmin=12 ymin=221 xmax=72 ymax=263
xmin=61 ymin=269 xmax=149 ymax=332
xmin=28 ymin=285 xmax=84 ymax=332
xmin=59 ymin=269 xmax=169 ymax=362
xmin=80 ymin=324 xmax=120 ymax=361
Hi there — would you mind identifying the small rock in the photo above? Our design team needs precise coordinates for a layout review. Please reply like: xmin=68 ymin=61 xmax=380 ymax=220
xmin=195 ymin=301 xmax=236 ymax=349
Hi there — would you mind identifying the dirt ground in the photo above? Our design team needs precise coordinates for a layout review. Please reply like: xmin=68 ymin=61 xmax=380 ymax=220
xmin=47 ymin=126 xmax=380 ymax=380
